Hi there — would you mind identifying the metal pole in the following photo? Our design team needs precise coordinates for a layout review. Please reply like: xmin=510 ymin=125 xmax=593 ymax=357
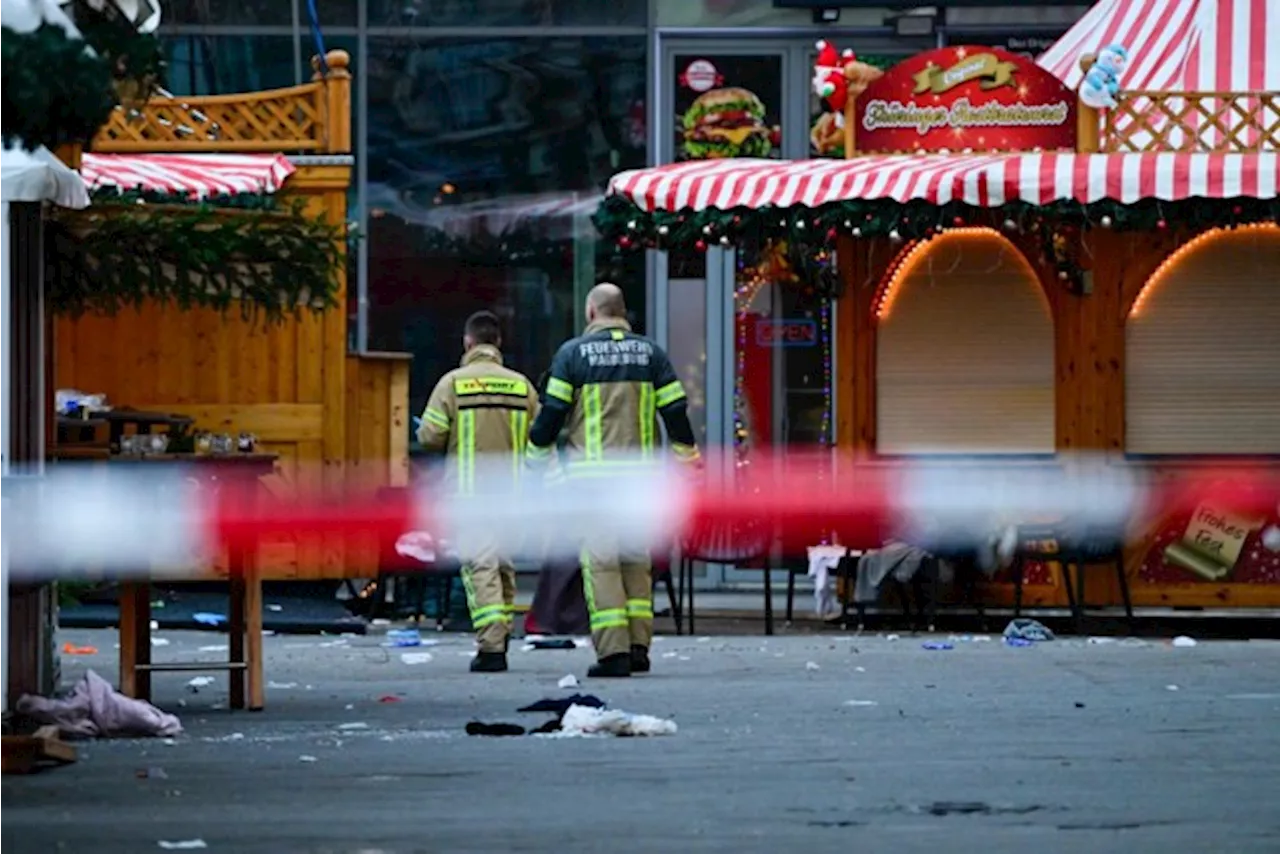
xmin=0 ymin=202 xmax=11 ymax=717
xmin=290 ymin=0 xmax=304 ymax=85
xmin=354 ymin=0 xmax=370 ymax=352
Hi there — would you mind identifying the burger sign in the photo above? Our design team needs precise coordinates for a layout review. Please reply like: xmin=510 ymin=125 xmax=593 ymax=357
xmin=681 ymin=87 xmax=778 ymax=159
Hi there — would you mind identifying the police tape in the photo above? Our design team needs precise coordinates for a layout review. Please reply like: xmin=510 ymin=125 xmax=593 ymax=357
xmin=1 ymin=451 xmax=1276 ymax=579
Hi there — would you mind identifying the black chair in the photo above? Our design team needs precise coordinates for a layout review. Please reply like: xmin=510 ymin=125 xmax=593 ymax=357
xmin=369 ymin=487 xmax=462 ymax=629
xmin=1011 ymin=522 xmax=1134 ymax=634
xmin=650 ymin=551 xmax=683 ymax=635
xmin=677 ymin=519 xmax=774 ymax=634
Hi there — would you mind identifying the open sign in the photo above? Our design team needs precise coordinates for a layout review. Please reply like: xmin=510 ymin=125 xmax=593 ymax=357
xmin=756 ymin=319 xmax=818 ymax=347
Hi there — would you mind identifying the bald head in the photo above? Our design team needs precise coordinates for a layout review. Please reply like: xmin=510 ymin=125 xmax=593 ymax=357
xmin=585 ymin=283 xmax=626 ymax=325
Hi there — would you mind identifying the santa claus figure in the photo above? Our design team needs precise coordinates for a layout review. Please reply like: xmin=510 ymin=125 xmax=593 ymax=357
xmin=812 ymin=41 xmax=885 ymax=121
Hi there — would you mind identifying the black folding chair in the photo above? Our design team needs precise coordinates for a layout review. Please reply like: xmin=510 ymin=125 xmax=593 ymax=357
xmin=677 ymin=519 xmax=774 ymax=635
xmin=1011 ymin=522 xmax=1134 ymax=635
xmin=650 ymin=551 xmax=683 ymax=635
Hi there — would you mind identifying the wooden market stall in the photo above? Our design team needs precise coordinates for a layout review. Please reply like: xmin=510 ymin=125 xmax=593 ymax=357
xmin=596 ymin=0 xmax=1279 ymax=615
xmin=54 ymin=51 xmax=411 ymax=581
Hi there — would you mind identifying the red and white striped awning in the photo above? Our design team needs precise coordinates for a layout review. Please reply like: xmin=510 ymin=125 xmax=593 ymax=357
xmin=605 ymin=153 xmax=1278 ymax=213
xmin=1038 ymin=0 xmax=1279 ymax=92
xmin=1037 ymin=0 xmax=1279 ymax=149
xmin=79 ymin=153 xmax=295 ymax=197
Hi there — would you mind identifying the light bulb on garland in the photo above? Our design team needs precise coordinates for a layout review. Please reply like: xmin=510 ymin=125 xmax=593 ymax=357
xmin=1003 ymin=218 xmax=1018 ymax=232
xmin=1100 ymin=215 xmax=1113 ymax=228
xmin=888 ymin=228 xmax=902 ymax=242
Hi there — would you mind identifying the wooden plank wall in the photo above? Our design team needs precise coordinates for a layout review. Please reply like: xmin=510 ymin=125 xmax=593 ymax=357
xmin=52 ymin=171 xmax=412 ymax=580
xmin=835 ymin=228 xmax=1280 ymax=609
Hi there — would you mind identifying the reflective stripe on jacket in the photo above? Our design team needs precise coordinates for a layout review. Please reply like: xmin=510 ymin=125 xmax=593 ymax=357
xmin=417 ymin=344 xmax=539 ymax=493
xmin=526 ymin=317 xmax=700 ymax=475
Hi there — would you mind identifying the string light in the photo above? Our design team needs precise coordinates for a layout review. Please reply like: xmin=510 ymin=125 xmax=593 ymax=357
xmin=875 ymin=228 xmax=1019 ymax=320
xmin=1129 ymin=223 xmax=1280 ymax=317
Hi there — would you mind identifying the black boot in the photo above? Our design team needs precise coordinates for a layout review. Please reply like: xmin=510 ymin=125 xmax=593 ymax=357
xmin=470 ymin=651 xmax=508 ymax=673
xmin=630 ymin=645 xmax=651 ymax=674
xmin=587 ymin=653 xmax=631 ymax=678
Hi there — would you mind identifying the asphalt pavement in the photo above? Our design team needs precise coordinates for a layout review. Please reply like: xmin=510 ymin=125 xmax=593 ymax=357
xmin=4 ymin=627 xmax=1280 ymax=854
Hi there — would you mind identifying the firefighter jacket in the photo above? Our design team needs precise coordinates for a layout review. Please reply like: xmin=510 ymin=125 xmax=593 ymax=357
xmin=417 ymin=344 xmax=538 ymax=493
xmin=526 ymin=316 xmax=700 ymax=475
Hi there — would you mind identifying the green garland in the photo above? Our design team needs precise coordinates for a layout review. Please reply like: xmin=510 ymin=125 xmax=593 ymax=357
xmin=46 ymin=200 xmax=344 ymax=322
xmin=90 ymin=185 xmax=282 ymax=211
xmin=1 ymin=22 xmax=116 ymax=151
xmin=595 ymin=195 xmax=1280 ymax=296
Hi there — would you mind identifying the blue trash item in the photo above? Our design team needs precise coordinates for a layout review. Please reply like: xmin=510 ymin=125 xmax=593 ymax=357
xmin=192 ymin=612 xmax=227 ymax=626
xmin=383 ymin=628 xmax=422 ymax=648
xmin=921 ymin=642 xmax=954 ymax=651
xmin=1003 ymin=618 xmax=1055 ymax=642
xmin=1004 ymin=637 xmax=1034 ymax=648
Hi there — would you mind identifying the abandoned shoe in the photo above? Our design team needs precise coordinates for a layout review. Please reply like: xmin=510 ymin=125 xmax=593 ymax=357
xmin=470 ymin=651 xmax=508 ymax=673
xmin=587 ymin=653 xmax=632 ymax=678
xmin=630 ymin=645 xmax=651 ymax=673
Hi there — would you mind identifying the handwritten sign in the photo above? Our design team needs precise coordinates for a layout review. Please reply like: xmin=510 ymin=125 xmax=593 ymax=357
xmin=756 ymin=319 xmax=818 ymax=348
xmin=1183 ymin=504 xmax=1258 ymax=568
xmin=854 ymin=45 xmax=1076 ymax=153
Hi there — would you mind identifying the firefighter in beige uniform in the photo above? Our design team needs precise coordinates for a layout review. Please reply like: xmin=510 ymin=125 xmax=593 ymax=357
xmin=526 ymin=284 xmax=701 ymax=678
xmin=417 ymin=311 xmax=538 ymax=673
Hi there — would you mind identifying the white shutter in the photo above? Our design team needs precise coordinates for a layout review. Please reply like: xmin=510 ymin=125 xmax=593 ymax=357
xmin=876 ymin=232 xmax=1055 ymax=454
xmin=1125 ymin=227 xmax=1280 ymax=455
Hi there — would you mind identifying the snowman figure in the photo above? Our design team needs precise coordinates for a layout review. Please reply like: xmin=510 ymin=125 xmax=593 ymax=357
xmin=1080 ymin=43 xmax=1129 ymax=109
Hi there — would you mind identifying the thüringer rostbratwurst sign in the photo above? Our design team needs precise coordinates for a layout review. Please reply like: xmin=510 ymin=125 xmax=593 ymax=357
xmin=854 ymin=46 xmax=1077 ymax=154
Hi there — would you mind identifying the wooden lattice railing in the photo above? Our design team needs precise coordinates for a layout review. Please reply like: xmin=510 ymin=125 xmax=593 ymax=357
xmin=1102 ymin=90 xmax=1280 ymax=153
xmin=91 ymin=50 xmax=351 ymax=154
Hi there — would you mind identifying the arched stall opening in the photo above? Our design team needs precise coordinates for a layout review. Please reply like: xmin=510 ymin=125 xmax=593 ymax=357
xmin=1121 ymin=223 xmax=1280 ymax=602
xmin=873 ymin=228 xmax=1056 ymax=457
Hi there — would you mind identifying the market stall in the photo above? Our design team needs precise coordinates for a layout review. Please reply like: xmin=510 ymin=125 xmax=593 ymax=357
xmin=596 ymin=0 xmax=1280 ymax=612
xmin=51 ymin=50 xmax=412 ymax=582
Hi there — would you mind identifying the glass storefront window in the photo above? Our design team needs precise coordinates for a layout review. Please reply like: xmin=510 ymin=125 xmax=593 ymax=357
xmin=167 ymin=0 xmax=358 ymax=26
xmin=363 ymin=35 xmax=646 ymax=433
xmin=368 ymin=0 xmax=646 ymax=28
xmin=162 ymin=35 xmax=301 ymax=94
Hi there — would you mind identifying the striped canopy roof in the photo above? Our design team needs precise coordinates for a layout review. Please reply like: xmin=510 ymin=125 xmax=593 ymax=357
xmin=79 ymin=153 xmax=295 ymax=198
xmin=1038 ymin=0 xmax=1279 ymax=93
xmin=603 ymin=1 xmax=1278 ymax=215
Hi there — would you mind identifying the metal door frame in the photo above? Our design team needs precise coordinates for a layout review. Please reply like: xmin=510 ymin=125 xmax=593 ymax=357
xmin=648 ymin=36 xmax=842 ymax=589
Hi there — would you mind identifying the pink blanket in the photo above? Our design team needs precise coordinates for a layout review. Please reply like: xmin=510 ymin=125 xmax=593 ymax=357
xmin=17 ymin=670 xmax=183 ymax=738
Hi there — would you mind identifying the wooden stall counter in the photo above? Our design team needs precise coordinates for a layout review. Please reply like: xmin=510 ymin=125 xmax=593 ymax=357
xmin=110 ymin=453 xmax=278 ymax=711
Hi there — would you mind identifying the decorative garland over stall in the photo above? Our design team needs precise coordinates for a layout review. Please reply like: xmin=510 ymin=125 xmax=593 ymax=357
xmin=596 ymin=194 xmax=1280 ymax=296
xmin=46 ymin=194 xmax=344 ymax=321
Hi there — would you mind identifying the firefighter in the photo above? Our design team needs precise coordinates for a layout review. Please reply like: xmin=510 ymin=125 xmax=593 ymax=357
xmin=525 ymin=283 xmax=701 ymax=678
xmin=417 ymin=310 xmax=538 ymax=673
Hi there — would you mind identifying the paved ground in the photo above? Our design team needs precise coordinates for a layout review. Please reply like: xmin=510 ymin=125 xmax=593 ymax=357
xmin=5 ymin=626 xmax=1280 ymax=854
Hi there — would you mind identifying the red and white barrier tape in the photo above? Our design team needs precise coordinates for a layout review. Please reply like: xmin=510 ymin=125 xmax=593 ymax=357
xmin=2 ymin=451 xmax=1276 ymax=578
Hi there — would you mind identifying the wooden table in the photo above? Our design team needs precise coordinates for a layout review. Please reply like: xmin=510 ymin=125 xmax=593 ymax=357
xmin=108 ymin=453 xmax=278 ymax=711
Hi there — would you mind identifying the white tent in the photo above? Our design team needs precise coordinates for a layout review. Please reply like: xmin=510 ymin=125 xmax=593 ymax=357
xmin=1 ymin=141 xmax=89 ymax=710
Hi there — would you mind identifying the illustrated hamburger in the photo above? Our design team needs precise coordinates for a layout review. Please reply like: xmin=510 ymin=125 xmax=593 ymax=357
xmin=681 ymin=87 xmax=775 ymax=159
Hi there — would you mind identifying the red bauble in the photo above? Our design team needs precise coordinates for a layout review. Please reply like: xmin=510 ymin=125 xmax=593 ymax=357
xmin=826 ymin=227 xmax=838 ymax=241
xmin=952 ymin=216 xmax=965 ymax=227
xmin=694 ymin=240 xmax=708 ymax=252
xmin=1156 ymin=219 xmax=1168 ymax=230
xmin=618 ymin=236 xmax=633 ymax=249
xmin=1233 ymin=205 xmax=1243 ymax=215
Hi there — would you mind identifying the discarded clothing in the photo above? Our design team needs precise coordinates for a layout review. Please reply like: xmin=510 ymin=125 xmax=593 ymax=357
xmin=1004 ymin=618 xmax=1055 ymax=642
xmin=853 ymin=542 xmax=933 ymax=605
xmin=16 ymin=670 xmax=182 ymax=738
xmin=557 ymin=704 xmax=677 ymax=737
xmin=807 ymin=545 xmax=848 ymax=618
xmin=466 ymin=721 xmax=526 ymax=737
xmin=517 ymin=694 xmax=606 ymax=715
xmin=528 ymin=639 xmax=576 ymax=650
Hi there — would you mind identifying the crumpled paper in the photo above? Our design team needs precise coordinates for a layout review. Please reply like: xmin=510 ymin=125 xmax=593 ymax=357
xmin=557 ymin=703 xmax=677 ymax=737
xmin=16 ymin=670 xmax=183 ymax=738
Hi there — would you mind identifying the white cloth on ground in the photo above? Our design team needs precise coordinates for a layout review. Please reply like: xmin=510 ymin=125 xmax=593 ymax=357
xmin=555 ymin=704 xmax=677 ymax=737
